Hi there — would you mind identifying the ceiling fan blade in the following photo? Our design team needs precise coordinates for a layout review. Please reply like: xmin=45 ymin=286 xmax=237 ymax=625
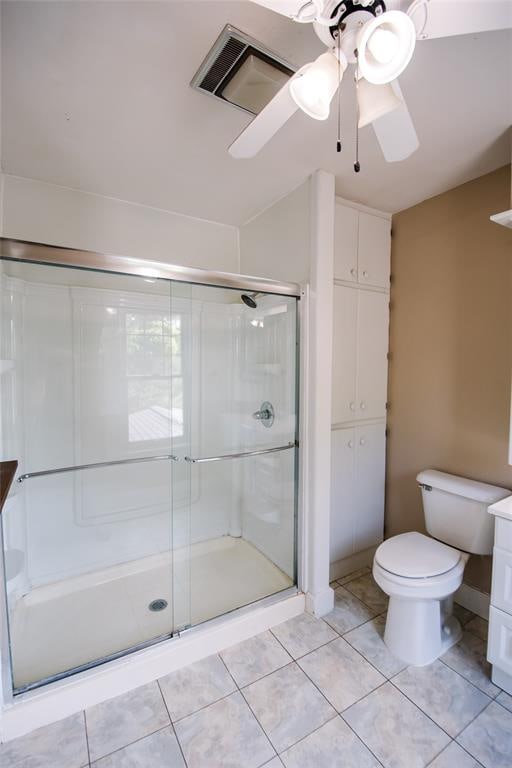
xmin=404 ymin=0 xmax=512 ymax=40
xmin=229 ymin=82 xmax=299 ymax=159
xmin=370 ymin=80 xmax=419 ymax=162
xmin=248 ymin=0 xmax=318 ymax=21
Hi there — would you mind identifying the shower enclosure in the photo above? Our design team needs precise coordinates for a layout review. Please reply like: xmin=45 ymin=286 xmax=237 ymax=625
xmin=0 ymin=240 xmax=300 ymax=695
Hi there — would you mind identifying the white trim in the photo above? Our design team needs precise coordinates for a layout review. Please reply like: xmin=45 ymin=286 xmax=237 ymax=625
xmin=1 ymin=173 xmax=236 ymax=231
xmin=491 ymin=664 xmax=512 ymax=694
xmin=333 ymin=278 xmax=390 ymax=296
xmin=454 ymin=582 xmax=490 ymax=620
xmin=330 ymin=546 xmax=377 ymax=581
xmin=335 ymin=196 xmax=392 ymax=221
xmin=332 ymin=417 xmax=386 ymax=431
xmin=0 ymin=592 xmax=304 ymax=743
xmin=304 ymin=170 xmax=335 ymax=618
xmin=305 ymin=587 xmax=335 ymax=617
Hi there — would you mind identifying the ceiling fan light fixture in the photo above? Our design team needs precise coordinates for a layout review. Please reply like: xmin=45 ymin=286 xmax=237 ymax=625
xmin=289 ymin=51 xmax=344 ymax=120
xmin=357 ymin=78 xmax=402 ymax=128
xmin=357 ymin=10 xmax=416 ymax=85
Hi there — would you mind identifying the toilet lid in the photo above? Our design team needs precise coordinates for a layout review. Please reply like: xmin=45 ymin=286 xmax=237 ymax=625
xmin=375 ymin=532 xmax=461 ymax=578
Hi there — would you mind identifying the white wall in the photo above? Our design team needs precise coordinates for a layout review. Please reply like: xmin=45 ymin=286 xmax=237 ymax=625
xmin=0 ymin=175 xmax=239 ymax=272
xmin=239 ymin=180 xmax=310 ymax=284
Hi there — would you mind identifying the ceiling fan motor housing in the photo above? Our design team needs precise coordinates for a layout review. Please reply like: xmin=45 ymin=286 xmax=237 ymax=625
xmin=314 ymin=0 xmax=386 ymax=58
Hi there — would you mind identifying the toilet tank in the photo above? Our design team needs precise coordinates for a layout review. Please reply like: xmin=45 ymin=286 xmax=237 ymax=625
xmin=416 ymin=470 xmax=510 ymax=555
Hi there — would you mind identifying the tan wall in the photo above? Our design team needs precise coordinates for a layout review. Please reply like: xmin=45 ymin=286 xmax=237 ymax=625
xmin=386 ymin=165 xmax=512 ymax=593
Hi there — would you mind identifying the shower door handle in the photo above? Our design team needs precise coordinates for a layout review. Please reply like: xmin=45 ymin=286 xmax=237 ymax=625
xmin=252 ymin=401 xmax=275 ymax=428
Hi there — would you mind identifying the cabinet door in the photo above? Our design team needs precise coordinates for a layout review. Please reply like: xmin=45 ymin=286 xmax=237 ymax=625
xmin=334 ymin=204 xmax=359 ymax=283
xmin=354 ymin=423 xmax=386 ymax=551
xmin=330 ymin=427 xmax=356 ymax=562
xmin=357 ymin=290 xmax=389 ymax=420
xmin=358 ymin=213 xmax=390 ymax=289
xmin=332 ymin=285 xmax=358 ymax=424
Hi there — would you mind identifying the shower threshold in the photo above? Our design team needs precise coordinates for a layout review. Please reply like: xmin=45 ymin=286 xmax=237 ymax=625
xmin=9 ymin=536 xmax=293 ymax=692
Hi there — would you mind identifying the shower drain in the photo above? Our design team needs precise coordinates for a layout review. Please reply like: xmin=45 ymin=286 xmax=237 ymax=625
xmin=148 ymin=599 xmax=168 ymax=612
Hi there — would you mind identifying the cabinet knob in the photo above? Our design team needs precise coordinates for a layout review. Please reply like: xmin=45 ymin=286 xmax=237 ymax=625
xmin=350 ymin=268 xmax=357 ymax=277
xmin=360 ymin=438 xmax=366 ymax=446
xmin=360 ymin=401 xmax=366 ymax=410
xmin=349 ymin=402 xmax=355 ymax=411
xmin=348 ymin=440 xmax=354 ymax=448
xmin=363 ymin=270 xmax=369 ymax=278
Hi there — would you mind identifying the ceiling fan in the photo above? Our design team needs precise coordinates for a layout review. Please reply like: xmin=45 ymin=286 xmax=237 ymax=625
xmin=229 ymin=0 xmax=512 ymax=165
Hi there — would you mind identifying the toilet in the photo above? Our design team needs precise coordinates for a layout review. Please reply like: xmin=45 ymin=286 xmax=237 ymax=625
xmin=373 ymin=470 xmax=510 ymax=666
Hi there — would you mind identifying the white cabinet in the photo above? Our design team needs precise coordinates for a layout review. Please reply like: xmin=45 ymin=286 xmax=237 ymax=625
xmin=332 ymin=286 xmax=389 ymax=424
xmin=334 ymin=203 xmax=390 ymax=290
xmin=488 ymin=507 xmax=512 ymax=693
xmin=358 ymin=212 xmax=391 ymax=289
xmin=332 ymin=286 xmax=358 ymax=423
xmin=330 ymin=200 xmax=390 ymax=573
xmin=330 ymin=424 xmax=386 ymax=563
xmin=334 ymin=203 xmax=358 ymax=283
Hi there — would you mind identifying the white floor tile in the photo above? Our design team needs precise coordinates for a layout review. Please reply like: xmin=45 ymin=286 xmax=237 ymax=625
xmin=270 ymin=613 xmax=338 ymax=660
xmin=393 ymin=660 xmax=491 ymax=737
xmin=221 ymin=631 xmax=291 ymax=688
xmin=280 ymin=715 xmax=381 ymax=768
xmin=457 ymin=702 xmax=512 ymax=768
xmin=324 ymin=586 xmax=379 ymax=635
xmin=174 ymin=691 xmax=275 ymax=768
xmin=91 ymin=727 xmax=185 ymax=767
xmin=242 ymin=663 xmax=336 ymax=753
xmin=344 ymin=614 xmax=406 ymax=678
xmin=343 ymin=682 xmax=450 ymax=768
xmin=159 ymin=654 xmax=236 ymax=722
xmin=86 ymin=682 xmax=169 ymax=762
xmin=297 ymin=637 xmax=385 ymax=712
xmin=0 ymin=713 xmax=88 ymax=768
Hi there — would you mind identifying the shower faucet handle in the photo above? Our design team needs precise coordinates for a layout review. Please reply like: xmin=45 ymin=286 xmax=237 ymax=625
xmin=252 ymin=401 xmax=275 ymax=428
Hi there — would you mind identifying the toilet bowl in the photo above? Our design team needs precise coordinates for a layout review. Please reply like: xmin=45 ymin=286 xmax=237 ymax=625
xmin=373 ymin=470 xmax=510 ymax=667
xmin=373 ymin=532 xmax=468 ymax=666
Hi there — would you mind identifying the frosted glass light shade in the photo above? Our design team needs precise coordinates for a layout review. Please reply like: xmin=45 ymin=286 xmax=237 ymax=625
xmin=289 ymin=52 xmax=342 ymax=121
xmin=357 ymin=78 xmax=402 ymax=128
xmin=357 ymin=10 xmax=416 ymax=85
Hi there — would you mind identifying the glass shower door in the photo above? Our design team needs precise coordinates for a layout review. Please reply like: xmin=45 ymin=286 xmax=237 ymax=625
xmin=0 ymin=259 xmax=184 ymax=691
xmin=0 ymin=247 xmax=299 ymax=694
xmin=171 ymin=280 xmax=298 ymax=628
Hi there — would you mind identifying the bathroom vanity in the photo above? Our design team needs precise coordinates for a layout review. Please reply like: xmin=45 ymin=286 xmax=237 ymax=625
xmin=487 ymin=495 xmax=512 ymax=694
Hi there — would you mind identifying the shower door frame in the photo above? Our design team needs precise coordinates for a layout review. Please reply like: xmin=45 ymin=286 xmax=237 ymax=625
xmin=0 ymin=237 xmax=304 ymax=703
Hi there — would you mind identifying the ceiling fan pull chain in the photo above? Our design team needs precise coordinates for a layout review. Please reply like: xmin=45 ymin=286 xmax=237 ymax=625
xmin=336 ymin=24 xmax=342 ymax=153
xmin=354 ymin=49 xmax=361 ymax=173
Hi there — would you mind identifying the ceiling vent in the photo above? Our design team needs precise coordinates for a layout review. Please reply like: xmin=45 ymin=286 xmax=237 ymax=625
xmin=191 ymin=25 xmax=296 ymax=116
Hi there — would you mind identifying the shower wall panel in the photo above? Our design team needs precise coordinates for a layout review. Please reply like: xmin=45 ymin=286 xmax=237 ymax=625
xmin=1 ymin=271 xmax=237 ymax=592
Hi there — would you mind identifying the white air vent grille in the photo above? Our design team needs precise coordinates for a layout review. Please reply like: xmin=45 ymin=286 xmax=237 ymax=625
xmin=191 ymin=25 xmax=295 ymax=115
xmin=199 ymin=36 xmax=247 ymax=94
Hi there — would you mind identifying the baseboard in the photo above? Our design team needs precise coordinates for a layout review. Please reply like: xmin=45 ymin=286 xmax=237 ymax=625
xmin=454 ymin=582 xmax=490 ymax=620
xmin=305 ymin=586 xmax=334 ymax=618
xmin=330 ymin=546 xmax=377 ymax=582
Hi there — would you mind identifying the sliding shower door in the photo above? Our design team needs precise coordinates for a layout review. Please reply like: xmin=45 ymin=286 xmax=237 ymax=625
xmin=172 ymin=281 xmax=298 ymax=628
xmin=0 ymin=259 xmax=186 ymax=691
xmin=0 ymin=248 xmax=299 ymax=694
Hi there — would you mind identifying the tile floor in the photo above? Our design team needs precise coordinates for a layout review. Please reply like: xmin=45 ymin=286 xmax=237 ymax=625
xmin=2 ymin=567 xmax=512 ymax=768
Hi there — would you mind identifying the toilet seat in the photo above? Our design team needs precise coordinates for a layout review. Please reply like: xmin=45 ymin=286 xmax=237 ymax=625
xmin=375 ymin=532 xmax=461 ymax=579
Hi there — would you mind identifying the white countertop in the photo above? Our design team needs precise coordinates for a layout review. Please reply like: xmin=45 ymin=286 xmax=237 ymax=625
xmin=489 ymin=494 xmax=512 ymax=521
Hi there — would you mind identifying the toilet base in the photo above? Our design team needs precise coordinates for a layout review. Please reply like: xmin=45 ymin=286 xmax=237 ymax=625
xmin=384 ymin=594 xmax=462 ymax=666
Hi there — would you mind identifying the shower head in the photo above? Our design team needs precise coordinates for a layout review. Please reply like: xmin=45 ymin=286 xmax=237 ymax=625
xmin=241 ymin=292 xmax=259 ymax=309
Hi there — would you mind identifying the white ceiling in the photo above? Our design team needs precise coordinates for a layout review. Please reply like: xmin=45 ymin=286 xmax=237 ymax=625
xmin=1 ymin=1 xmax=511 ymax=226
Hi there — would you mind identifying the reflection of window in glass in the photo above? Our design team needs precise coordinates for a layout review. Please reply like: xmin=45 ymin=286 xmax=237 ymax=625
xmin=125 ymin=312 xmax=184 ymax=443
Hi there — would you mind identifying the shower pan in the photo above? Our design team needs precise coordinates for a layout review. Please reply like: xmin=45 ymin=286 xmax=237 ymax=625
xmin=0 ymin=239 xmax=300 ymax=695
